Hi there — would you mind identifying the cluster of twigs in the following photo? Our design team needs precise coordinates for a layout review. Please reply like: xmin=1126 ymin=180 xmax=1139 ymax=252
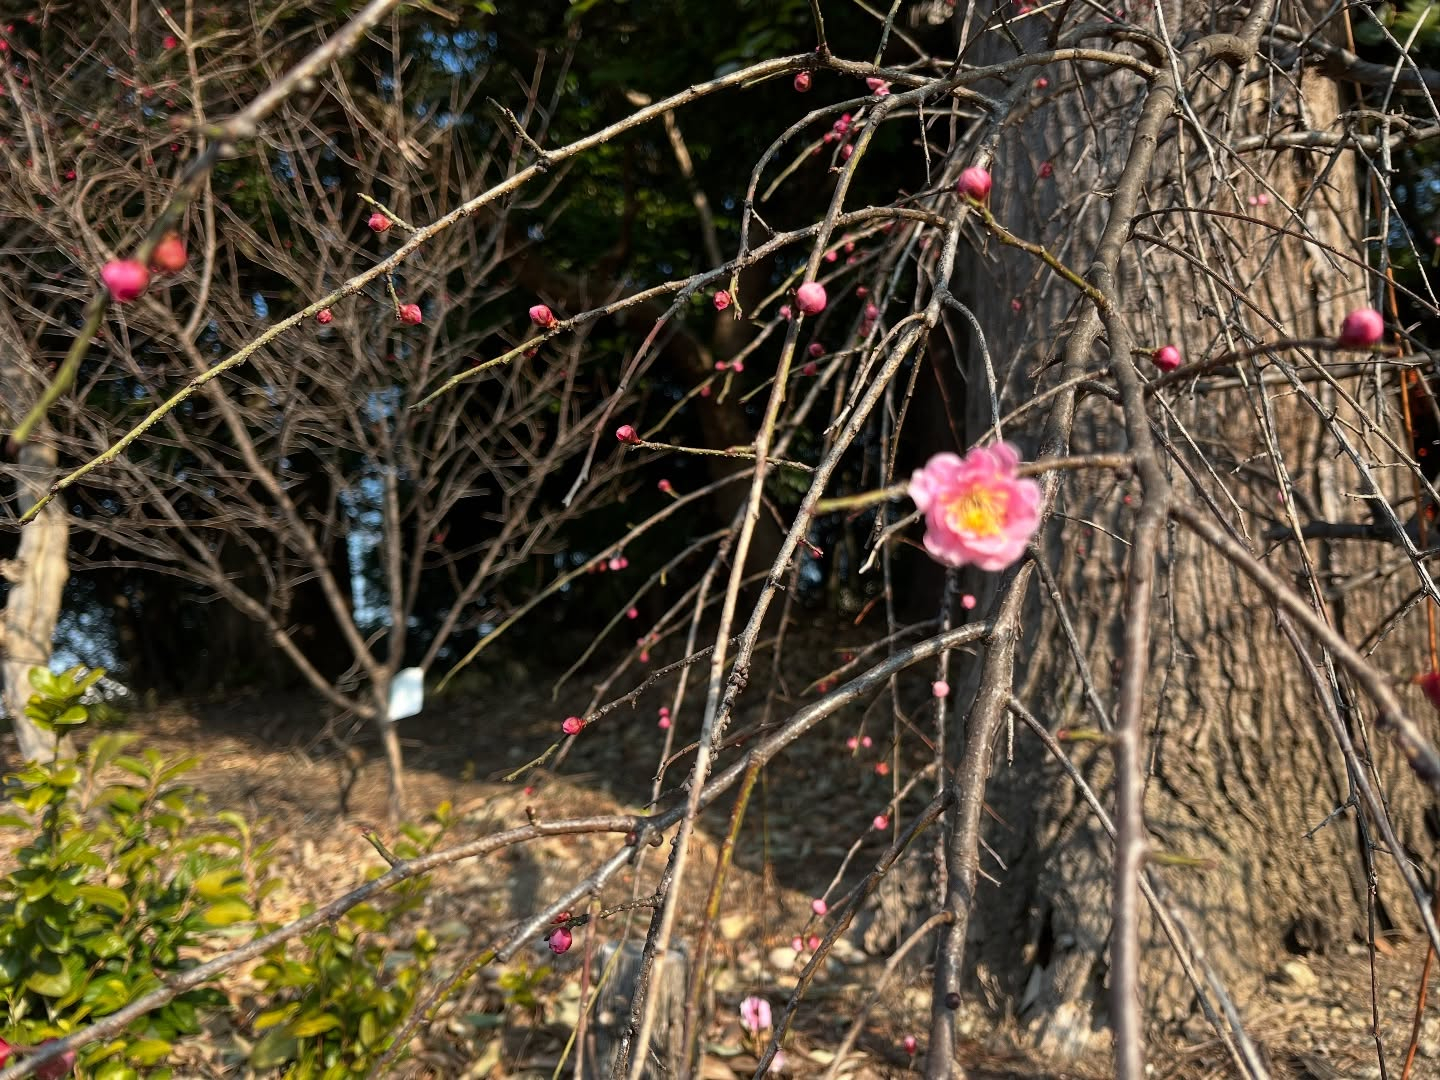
xmin=8 ymin=2 xmax=1440 ymax=1079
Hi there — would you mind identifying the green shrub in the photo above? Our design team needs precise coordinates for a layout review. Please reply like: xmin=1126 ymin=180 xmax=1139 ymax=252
xmin=1 ymin=667 xmax=448 ymax=1079
xmin=0 ymin=667 xmax=272 ymax=1079
xmin=244 ymin=809 xmax=448 ymax=1078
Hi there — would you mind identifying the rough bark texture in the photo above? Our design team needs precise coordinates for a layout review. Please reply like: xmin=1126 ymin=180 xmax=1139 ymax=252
xmin=1 ymin=416 xmax=71 ymax=764
xmin=916 ymin=0 xmax=1435 ymax=1061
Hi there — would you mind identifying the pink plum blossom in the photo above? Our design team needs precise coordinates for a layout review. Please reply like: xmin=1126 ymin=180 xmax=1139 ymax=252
xmin=908 ymin=443 xmax=1041 ymax=571
xmin=740 ymin=995 xmax=773 ymax=1033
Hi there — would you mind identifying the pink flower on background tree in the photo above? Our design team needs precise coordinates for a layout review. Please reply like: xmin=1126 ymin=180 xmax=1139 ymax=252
xmin=908 ymin=443 xmax=1042 ymax=571
xmin=739 ymin=995 xmax=772 ymax=1033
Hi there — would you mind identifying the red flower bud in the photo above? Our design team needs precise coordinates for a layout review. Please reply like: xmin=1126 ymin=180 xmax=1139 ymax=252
xmin=530 ymin=304 xmax=556 ymax=328
xmin=316 ymin=308 xmax=333 ymax=324
xmin=616 ymin=424 xmax=640 ymax=444
xmin=793 ymin=72 xmax=811 ymax=93
xmin=1151 ymin=345 xmax=1182 ymax=372
xmin=713 ymin=290 xmax=731 ymax=311
xmin=548 ymin=926 xmax=573 ymax=954
xmin=398 ymin=303 xmax=423 ymax=325
xmin=957 ymin=166 xmax=992 ymax=203
xmin=367 ymin=211 xmax=391 ymax=233
xmin=795 ymin=282 xmax=827 ymax=316
xmin=149 ymin=232 xmax=187 ymax=275
xmin=1338 ymin=308 xmax=1384 ymax=348
xmin=101 ymin=259 xmax=150 ymax=302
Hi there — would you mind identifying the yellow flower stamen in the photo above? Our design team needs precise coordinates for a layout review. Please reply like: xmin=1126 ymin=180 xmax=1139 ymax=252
xmin=945 ymin=486 xmax=1007 ymax=537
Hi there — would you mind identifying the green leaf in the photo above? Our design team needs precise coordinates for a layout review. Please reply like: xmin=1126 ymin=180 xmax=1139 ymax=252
xmin=26 ymin=955 xmax=73 ymax=996
xmin=249 ymin=1029 xmax=299 ymax=1070
xmin=193 ymin=869 xmax=246 ymax=901
xmin=54 ymin=705 xmax=88 ymax=726
xmin=76 ymin=885 xmax=130 ymax=913
xmin=290 ymin=1013 xmax=342 ymax=1038
xmin=358 ymin=1010 xmax=379 ymax=1048
xmin=125 ymin=1039 xmax=173 ymax=1065
xmin=200 ymin=899 xmax=253 ymax=926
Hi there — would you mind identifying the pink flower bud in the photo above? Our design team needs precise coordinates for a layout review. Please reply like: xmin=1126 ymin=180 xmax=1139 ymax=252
xmin=796 ymin=281 xmax=827 ymax=316
xmin=957 ymin=166 xmax=992 ymax=203
xmin=961 ymin=593 xmax=977 ymax=609
xmin=616 ymin=424 xmax=640 ymax=444
xmin=367 ymin=211 xmax=391 ymax=232
xmin=866 ymin=77 xmax=890 ymax=96
xmin=872 ymin=814 xmax=889 ymax=830
xmin=1035 ymin=77 xmax=1049 ymax=89
xmin=779 ymin=304 xmax=793 ymax=320
xmin=562 ymin=716 xmax=582 ymax=735
xmin=846 ymin=736 xmax=859 ymax=750
xmin=316 ymin=308 xmax=333 ymax=324
xmin=713 ymin=289 xmax=731 ymax=311
xmin=1338 ymin=308 xmax=1384 ymax=348
xmin=825 ymin=249 xmax=838 ymax=262
xmin=932 ymin=680 xmax=950 ymax=698
xmin=855 ymin=286 xmax=869 ymax=298
xmin=715 ymin=360 xmax=728 ymax=371
xmin=731 ymin=360 xmax=745 ymax=373
xmin=530 ymin=303 xmax=556 ymax=328
xmin=861 ymin=735 xmax=873 ymax=748
xmin=398 ymin=303 xmax=423 ymax=325
xmin=548 ymin=926 xmax=573 ymax=954
xmin=794 ymin=72 xmax=811 ymax=93
xmin=807 ymin=935 xmax=821 ymax=950
xmin=841 ymin=143 xmax=854 ymax=160
xmin=1039 ymin=161 xmax=1054 ymax=179
xmin=874 ymin=761 xmax=889 ymax=776
xmin=101 ymin=259 xmax=150 ymax=302
xmin=808 ymin=342 xmax=824 ymax=357
xmin=1010 ymin=298 xmax=1022 ymax=313
xmin=864 ymin=302 xmax=879 ymax=321
xmin=802 ymin=362 xmax=819 ymax=376
xmin=658 ymin=479 xmax=674 ymax=494
xmin=627 ymin=607 xmax=639 ymax=619
xmin=904 ymin=1036 xmax=918 ymax=1055
xmin=1151 ymin=345 xmax=1182 ymax=372
xmin=792 ymin=936 xmax=804 ymax=952
xmin=811 ymin=898 xmax=828 ymax=916
xmin=658 ymin=715 xmax=670 ymax=729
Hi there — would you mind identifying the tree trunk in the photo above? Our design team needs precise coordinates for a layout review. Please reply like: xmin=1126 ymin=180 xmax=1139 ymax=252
xmin=913 ymin=0 xmax=1433 ymax=1062
xmin=1 ymin=439 xmax=71 ymax=764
